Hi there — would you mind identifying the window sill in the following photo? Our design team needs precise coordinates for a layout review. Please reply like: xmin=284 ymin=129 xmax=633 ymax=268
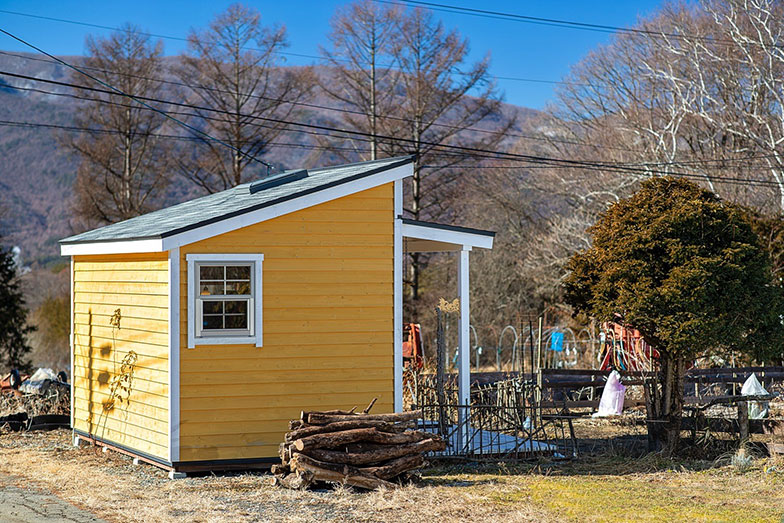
xmin=188 ymin=335 xmax=261 ymax=348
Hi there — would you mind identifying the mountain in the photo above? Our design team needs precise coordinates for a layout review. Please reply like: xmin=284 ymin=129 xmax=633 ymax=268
xmin=0 ymin=51 xmax=539 ymax=266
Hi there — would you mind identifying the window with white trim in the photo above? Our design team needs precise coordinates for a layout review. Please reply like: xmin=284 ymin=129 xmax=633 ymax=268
xmin=186 ymin=254 xmax=263 ymax=347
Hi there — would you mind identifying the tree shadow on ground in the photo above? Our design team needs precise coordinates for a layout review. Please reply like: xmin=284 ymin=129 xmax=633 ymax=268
xmin=425 ymin=433 xmax=760 ymax=481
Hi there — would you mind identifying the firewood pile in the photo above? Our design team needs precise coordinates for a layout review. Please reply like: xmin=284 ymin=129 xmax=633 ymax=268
xmin=273 ymin=399 xmax=446 ymax=490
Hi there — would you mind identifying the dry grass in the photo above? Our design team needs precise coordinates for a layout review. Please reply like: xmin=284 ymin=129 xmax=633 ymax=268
xmin=0 ymin=428 xmax=783 ymax=522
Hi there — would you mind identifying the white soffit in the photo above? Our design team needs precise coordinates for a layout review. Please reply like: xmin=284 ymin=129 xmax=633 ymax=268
xmin=401 ymin=222 xmax=494 ymax=252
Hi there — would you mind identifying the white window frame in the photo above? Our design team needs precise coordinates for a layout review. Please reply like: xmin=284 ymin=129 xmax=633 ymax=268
xmin=186 ymin=253 xmax=263 ymax=348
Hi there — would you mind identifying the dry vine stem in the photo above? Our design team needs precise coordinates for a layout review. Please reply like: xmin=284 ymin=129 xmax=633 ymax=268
xmin=274 ymin=398 xmax=444 ymax=490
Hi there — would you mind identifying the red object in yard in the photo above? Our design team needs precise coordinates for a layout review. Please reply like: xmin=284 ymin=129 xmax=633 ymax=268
xmin=402 ymin=323 xmax=424 ymax=370
xmin=599 ymin=322 xmax=659 ymax=372
xmin=1 ymin=371 xmax=28 ymax=395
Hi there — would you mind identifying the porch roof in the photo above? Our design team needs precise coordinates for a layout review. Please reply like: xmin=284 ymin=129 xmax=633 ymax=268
xmin=401 ymin=218 xmax=495 ymax=252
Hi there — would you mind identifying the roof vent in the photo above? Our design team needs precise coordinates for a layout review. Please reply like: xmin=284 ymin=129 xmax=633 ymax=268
xmin=249 ymin=169 xmax=308 ymax=194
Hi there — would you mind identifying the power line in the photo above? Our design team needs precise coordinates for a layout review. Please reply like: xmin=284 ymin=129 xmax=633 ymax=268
xmin=3 ymin=68 xmax=784 ymax=189
xmin=383 ymin=0 xmax=784 ymax=49
xmin=0 ymin=118 xmax=369 ymax=154
xmin=0 ymin=8 xmax=582 ymax=87
xmin=8 ymin=53 xmax=782 ymax=167
xmin=0 ymin=27 xmax=275 ymax=171
xmin=0 ymin=49 xmax=635 ymax=153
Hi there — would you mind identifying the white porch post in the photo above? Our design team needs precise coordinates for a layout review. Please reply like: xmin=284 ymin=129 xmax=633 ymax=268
xmin=457 ymin=245 xmax=471 ymax=445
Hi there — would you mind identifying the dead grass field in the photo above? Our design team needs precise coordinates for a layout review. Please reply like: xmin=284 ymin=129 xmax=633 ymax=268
xmin=1 ymin=422 xmax=783 ymax=522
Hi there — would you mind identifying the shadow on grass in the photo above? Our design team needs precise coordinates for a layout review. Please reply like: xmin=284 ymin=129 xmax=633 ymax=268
xmin=423 ymin=433 xmax=758 ymax=481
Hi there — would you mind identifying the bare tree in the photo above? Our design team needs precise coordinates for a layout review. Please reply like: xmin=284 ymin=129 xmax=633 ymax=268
xmin=66 ymin=25 xmax=171 ymax=224
xmin=320 ymin=0 xmax=403 ymax=160
xmin=389 ymin=7 xmax=516 ymax=302
xmin=176 ymin=3 xmax=315 ymax=193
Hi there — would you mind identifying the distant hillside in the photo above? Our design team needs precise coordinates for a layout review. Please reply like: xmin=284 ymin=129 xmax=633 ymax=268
xmin=0 ymin=51 xmax=538 ymax=266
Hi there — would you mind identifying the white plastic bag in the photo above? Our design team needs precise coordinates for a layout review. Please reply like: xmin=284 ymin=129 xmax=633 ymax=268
xmin=593 ymin=370 xmax=627 ymax=417
xmin=740 ymin=373 xmax=769 ymax=419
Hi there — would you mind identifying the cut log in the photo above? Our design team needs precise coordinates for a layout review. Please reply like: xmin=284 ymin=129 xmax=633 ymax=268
xmin=290 ymin=453 xmax=396 ymax=490
xmin=362 ymin=397 xmax=378 ymax=414
xmin=273 ymin=470 xmax=314 ymax=490
xmin=288 ymin=453 xmax=422 ymax=483
xmin=270 ymin=463 xmax=290 ymax=476
xmin=285 ymin=419 xmax=404 ymax=442
xmin=301 ymin=408 xmax=357 ymax=423
xmin=362 ymin=454 xmax=425 ymax=480
xmin=306 ymin=410 xmax=422 ymax=426
xmin=292 ymin=428 xmax=430 ymax=452
xmin=289 ymin=420 xmax=305 ymax=430
xmin=278 ymin=442 xmax=292 ymax=464
xmin=302 ymin=437 xmax=446 ymax=466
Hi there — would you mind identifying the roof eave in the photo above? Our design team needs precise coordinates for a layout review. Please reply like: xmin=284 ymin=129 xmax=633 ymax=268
xmin=60 ymin=158 xmax=414 ymax=257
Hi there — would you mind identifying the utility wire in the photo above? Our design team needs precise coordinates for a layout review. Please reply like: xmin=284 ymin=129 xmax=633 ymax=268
xmin=0 ymin=118 xmax=369 ymax=153
xmin=0 ymin=27 xmax=274 ymax=172
xmin=0 ymin=8 xmax=580 ymax=87
xmin=383 ymin=0 xmax=784 ymax=49
xmin=7 ymin=49 xmax=779 ymax=160
xmin=0 ymin=49 xmax=635 ymax=153
xmin=3 ymin=69 xmax=784 ymax=189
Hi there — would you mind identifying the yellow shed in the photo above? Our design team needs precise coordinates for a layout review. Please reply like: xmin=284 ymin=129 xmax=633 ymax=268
xmin=60 ymin=156 xmax=494 ymax=476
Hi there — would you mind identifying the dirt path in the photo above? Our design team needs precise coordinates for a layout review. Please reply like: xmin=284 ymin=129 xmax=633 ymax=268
xmin=0 ymin=474 xmax=104 ymax=523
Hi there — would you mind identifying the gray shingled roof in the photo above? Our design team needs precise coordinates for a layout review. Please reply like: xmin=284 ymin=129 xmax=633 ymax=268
xmin=61 ymin=156 xmax=412 ymax=244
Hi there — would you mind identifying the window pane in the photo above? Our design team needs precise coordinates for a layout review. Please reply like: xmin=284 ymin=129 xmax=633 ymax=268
xmin=202 ymin=301 xmax=223 ymax=314
xmin=225 ymin=314 xmax=248 ymax=329
xmin=226 ymin=281 xmax=251 ymax=295
xmin=200 ymin=266 xmax=223 ymax=280
xmin=200 ymin=283 xmax=224 ymax=296
xmin=202 ymin=315 xmax=223 ymax=330
xmin=224 ymin=300 xmax=248 ymax=314
xmin=226 ymin=266 xmax=251 ymax=280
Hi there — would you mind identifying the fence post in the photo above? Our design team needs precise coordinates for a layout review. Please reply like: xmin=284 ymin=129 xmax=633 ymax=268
xmin=738 ymin=400 xmax=749 ymax=443
xmin=535 ymin=316 xmax=543 ymax=426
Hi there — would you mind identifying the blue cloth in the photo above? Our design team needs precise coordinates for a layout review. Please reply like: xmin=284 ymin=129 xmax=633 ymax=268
xmin=550 ymin=332 xmax=564 ymax=352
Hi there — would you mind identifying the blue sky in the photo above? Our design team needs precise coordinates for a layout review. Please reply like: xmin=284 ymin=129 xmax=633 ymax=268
xmin=0 ymin=0 xmax=662 ymax=109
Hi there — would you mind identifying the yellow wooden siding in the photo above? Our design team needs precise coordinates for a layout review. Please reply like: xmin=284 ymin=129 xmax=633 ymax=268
xmin=179 ymin=183 xmax=394 ymax=461
xmin=72 ymin=253 xmax=169 ymax=460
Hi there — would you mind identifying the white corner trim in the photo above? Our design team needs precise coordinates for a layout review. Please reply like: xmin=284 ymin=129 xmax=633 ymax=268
xmin=168 ymin=247 xmax=180 ymax=463
xmin=393 ymin=180 xmax=403 ymax=413
xmin=401 ymin=222 xmax=494 ymax=250
xmin=185 ymin=253 xmax=264 ymax=349
xmin=164 ymin=163 xmax=413 ymax=250
xmin=60 ymin=238 xmax=164 ymax=256
xmin=69 ymin=257 xmax=75 ymax=430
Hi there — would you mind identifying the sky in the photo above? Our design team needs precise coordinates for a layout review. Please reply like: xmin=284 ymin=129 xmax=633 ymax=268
xmin=0 ymin=0 xmax=663 ymax=109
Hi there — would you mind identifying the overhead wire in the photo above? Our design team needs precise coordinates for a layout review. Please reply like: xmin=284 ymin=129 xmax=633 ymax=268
xmin=0 ymin=27 xmax=275 ymax=171
xmin=0 ymin=8 xmax=582 ymax=87
xmin=382 ymin=0 xmax=784 ymax=49
xmin=0 ymin=49 xmax=634 ymax=153
xmin=2 ymin=68 xmax=784 ymax=189
xmin=0 ymin=118 xmax=373 ymax=154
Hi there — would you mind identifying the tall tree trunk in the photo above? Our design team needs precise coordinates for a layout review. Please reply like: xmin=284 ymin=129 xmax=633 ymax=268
xmin=123 ymin=107 xmax=132 ymax=217
xmin=645 ymin=351 xmax=685 ymax=454
xmin=370 ymin=31 xmax=377 ymax=161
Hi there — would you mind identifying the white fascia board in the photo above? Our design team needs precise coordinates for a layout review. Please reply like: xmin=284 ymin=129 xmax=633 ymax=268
xmin=60 ymin=238 xmax=164 ymax=256
xmin=163 ymin=163 xmax=413 ymax=250
xmin=401 ymin=223 xmax=494 ymax=250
